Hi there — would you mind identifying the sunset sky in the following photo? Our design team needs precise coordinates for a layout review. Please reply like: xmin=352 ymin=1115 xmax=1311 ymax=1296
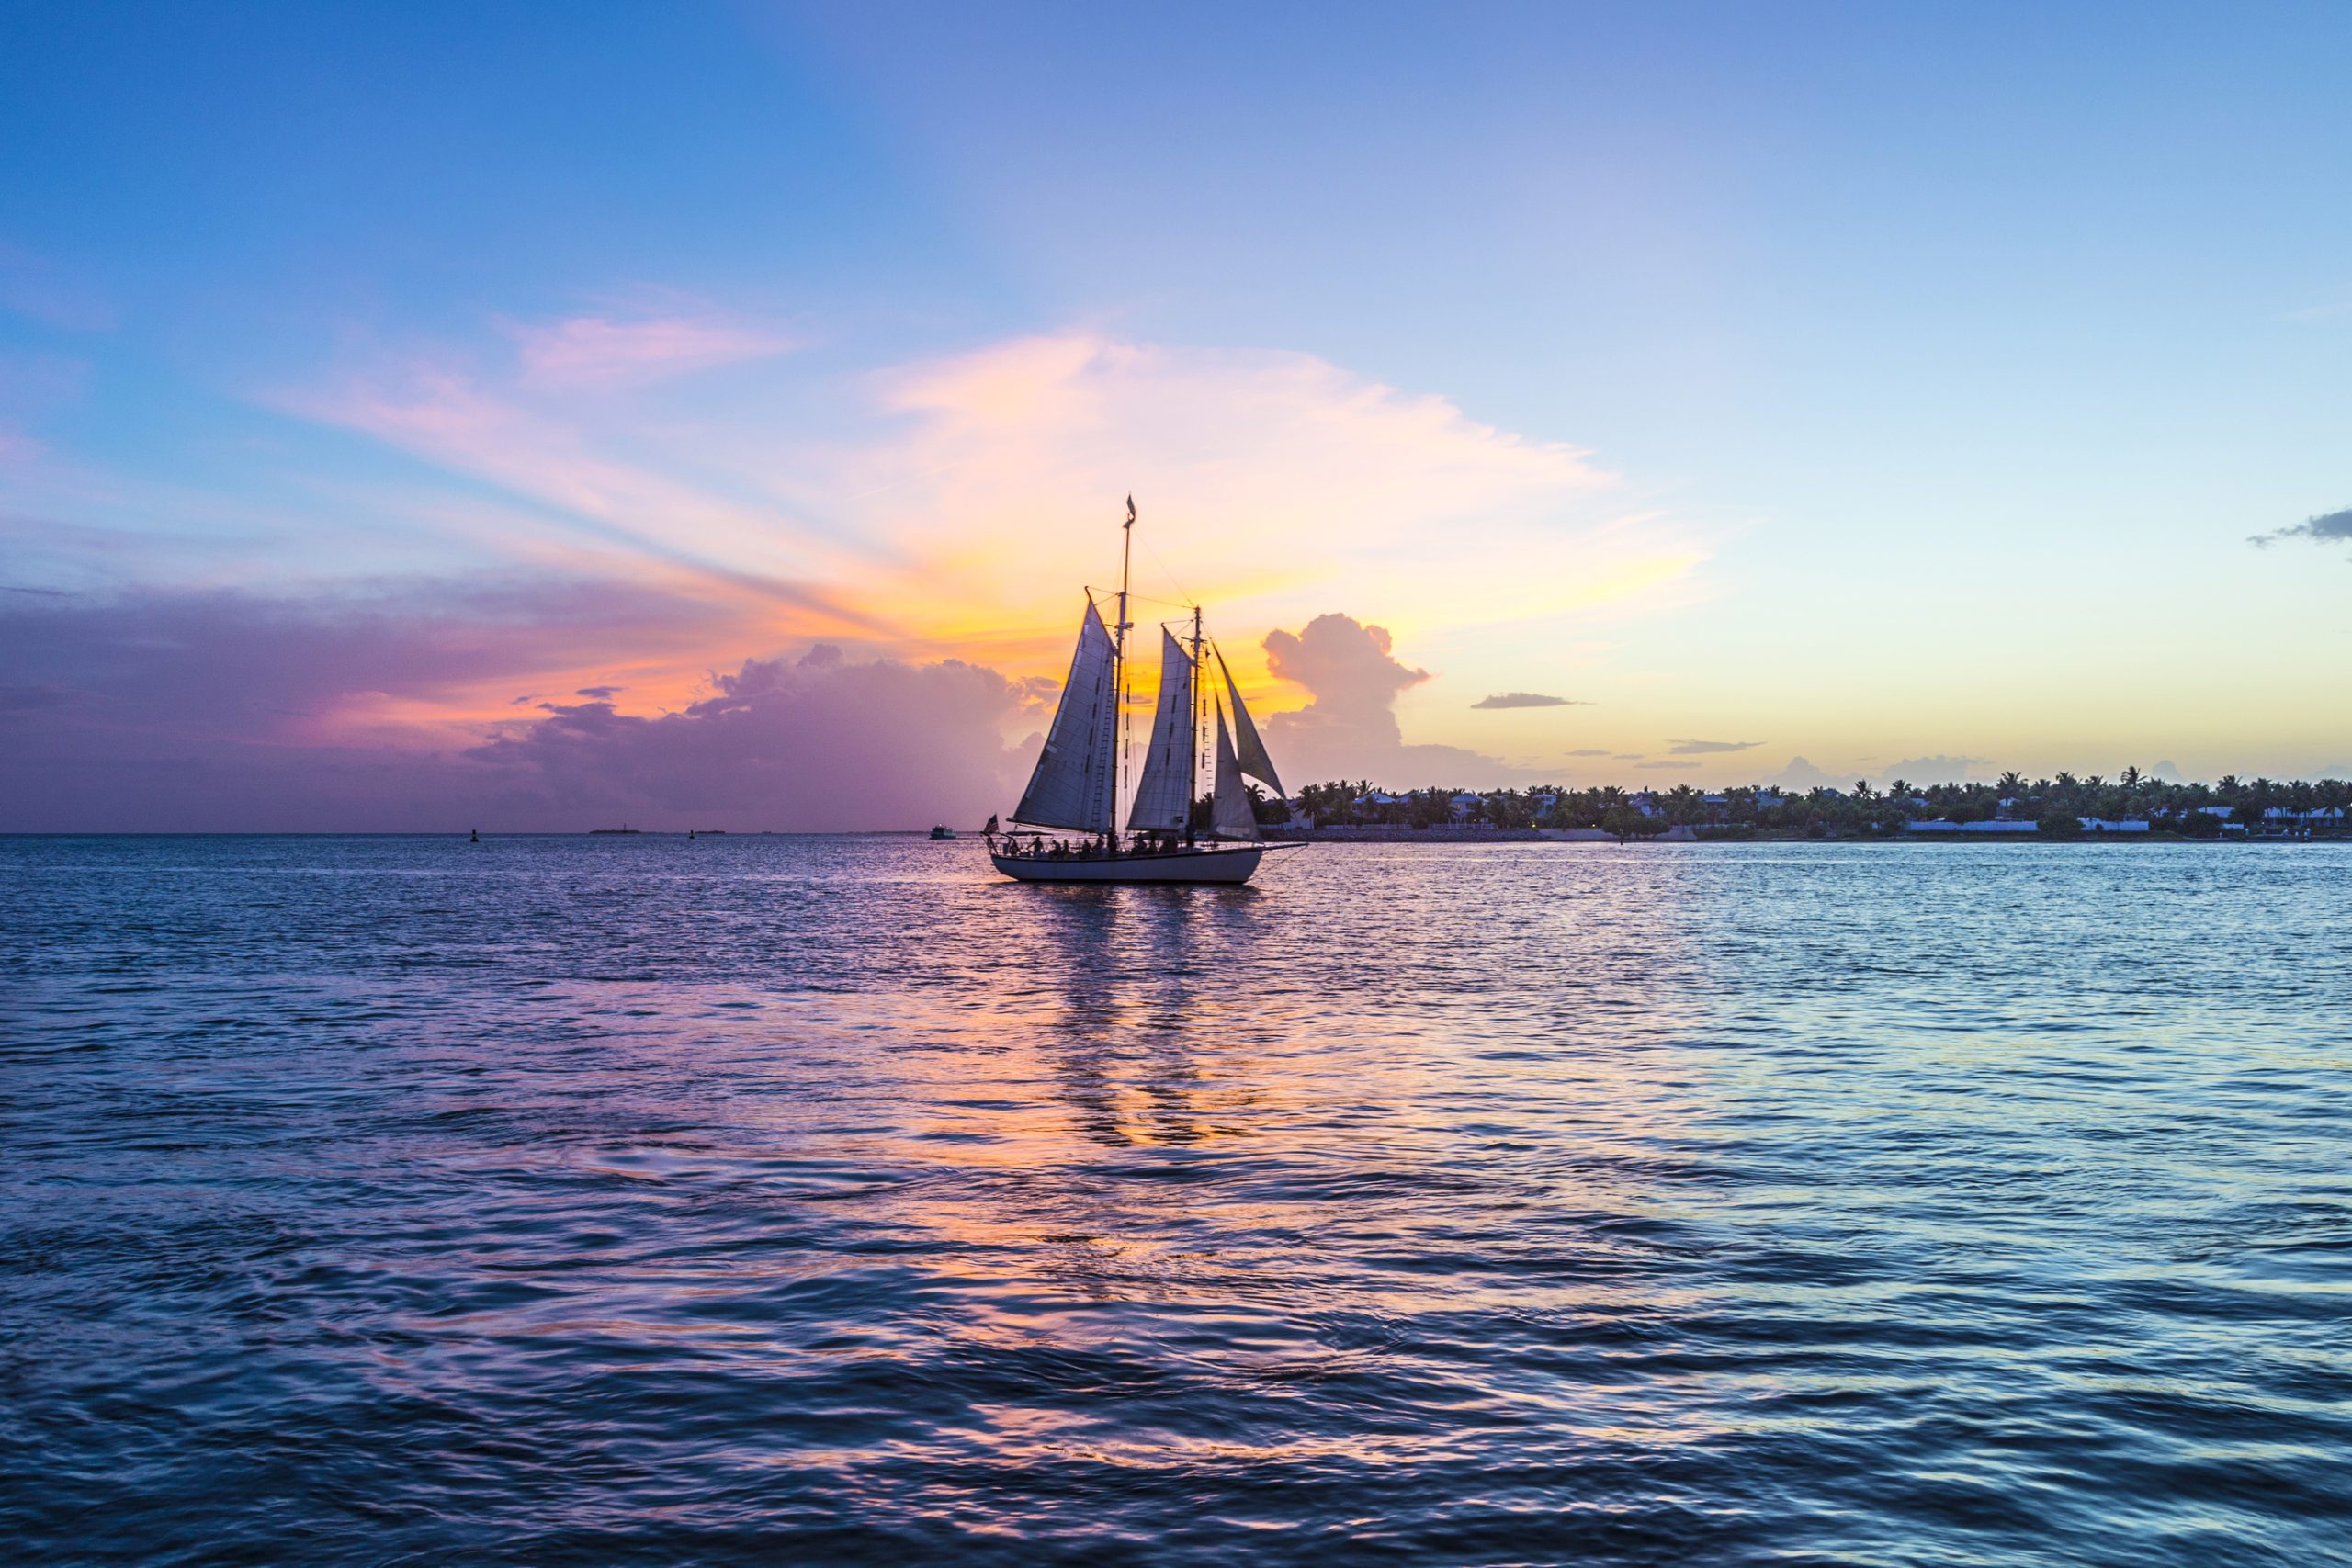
xmin=5 ymin=4 xmax=2349 ymax=829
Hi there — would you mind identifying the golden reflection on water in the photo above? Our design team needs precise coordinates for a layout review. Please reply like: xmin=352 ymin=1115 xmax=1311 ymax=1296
xmin=733 ymin=861 xmax=1728 ymax=1389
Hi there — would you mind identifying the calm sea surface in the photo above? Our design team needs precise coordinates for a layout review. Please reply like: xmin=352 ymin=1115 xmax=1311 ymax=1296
xmin=3 ymin=835 xmax=2347 ymax=1565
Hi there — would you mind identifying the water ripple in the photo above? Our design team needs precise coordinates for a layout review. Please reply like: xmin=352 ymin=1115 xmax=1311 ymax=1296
xmin=3 ymin=835 xmax=2347 ymax=1565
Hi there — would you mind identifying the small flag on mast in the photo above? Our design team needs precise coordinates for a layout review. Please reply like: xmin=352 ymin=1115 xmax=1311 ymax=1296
xmin=1125 ymin=494 xmax=1136 ymax=527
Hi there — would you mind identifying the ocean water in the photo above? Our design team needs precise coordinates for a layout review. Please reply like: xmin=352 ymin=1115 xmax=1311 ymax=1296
xmin=3 ymin=834 xmax=2347 ymax=1566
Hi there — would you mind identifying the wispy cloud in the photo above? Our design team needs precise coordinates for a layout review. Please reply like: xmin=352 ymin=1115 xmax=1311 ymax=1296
xmin=0 ymin=241 xmax=116 ymax=333
xmin=1637 ymin=760 xmax=1702 ymax=770
xmin=1471 ymin=691 xmax=1582 ymax=709
xmin=2284 ymin=288 xmax=2352 ymax=324
xmin=279 ymin=322 xmax=1712 ymax=702
xmin=2250 ymin=506 xmax=2352 ymax=549
xmin=506 ymin=312 xmax=796 ymax=389
xmin=1668 ymin=737 xmax=1762 ymax=755
xmin=1566 ymin=747 xmax=1610 ymax=756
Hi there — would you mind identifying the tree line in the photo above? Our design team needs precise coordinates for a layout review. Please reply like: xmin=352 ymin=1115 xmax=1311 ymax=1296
xmin=1283 ymin=769 xmax=2352 ymax=838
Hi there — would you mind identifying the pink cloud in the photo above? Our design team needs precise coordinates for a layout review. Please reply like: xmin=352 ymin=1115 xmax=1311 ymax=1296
xmin=275 ymin=319 xmax=1709 ymax=694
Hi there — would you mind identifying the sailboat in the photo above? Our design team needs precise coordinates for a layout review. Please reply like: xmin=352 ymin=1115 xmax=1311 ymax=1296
xmin=989 ymin=499 xmax=1298 ymax=886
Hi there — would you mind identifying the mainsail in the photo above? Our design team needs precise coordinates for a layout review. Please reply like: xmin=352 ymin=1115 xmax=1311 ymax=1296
xmin=1013 ymin=599 xmax=1119 ymax=833
xmin=1210 ymin=704 xmax=1261 ymax=840
xmin=1215 ymin=648 xmax=1283 ymax=798
xmin=1125 ymin=628 xmax=1196 ymax=831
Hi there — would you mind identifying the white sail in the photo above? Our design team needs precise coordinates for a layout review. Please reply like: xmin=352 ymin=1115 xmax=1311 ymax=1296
xmin=1013 ymin=599 xmax=1119 ymax=833
xmin=1125 ymin=628 xmax=1196 ymax=831
xmin=1215 ymin=648 xmax=1283 ymax=798
xmin=1211 ymin=705 xmax=1262 ymax=840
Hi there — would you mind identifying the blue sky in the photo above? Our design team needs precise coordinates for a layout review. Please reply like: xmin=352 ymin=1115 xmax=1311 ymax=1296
xmin=4 ymin=3 xmax=2349 ymax=826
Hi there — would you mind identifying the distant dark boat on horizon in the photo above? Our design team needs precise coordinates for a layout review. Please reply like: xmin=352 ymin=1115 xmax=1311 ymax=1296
xmin=931 ymin=826 xmax=956 ymax=840
xmin=989 ymin=499 xmax=1297 ymax=886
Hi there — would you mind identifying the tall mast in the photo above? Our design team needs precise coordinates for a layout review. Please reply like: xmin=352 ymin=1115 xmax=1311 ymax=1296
xmin=1188 ymin=605 xmax=1204 ymax=845
xmin=1114 ymin=495 xmax=1136 ymax=847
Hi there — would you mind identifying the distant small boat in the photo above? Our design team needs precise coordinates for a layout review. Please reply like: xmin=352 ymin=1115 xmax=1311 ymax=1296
xmin=930 ymin=826 xmax=956 ymax=840
xmin=989 ymin=498 xmax=1298 ymax=886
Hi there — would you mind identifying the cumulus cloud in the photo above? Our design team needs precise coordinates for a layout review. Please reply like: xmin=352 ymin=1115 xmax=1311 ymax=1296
xmin=0 ymin=583 xmax=1031 ymax=830
xmin=1668 ymin=738 xmax=1762 ymax=755
xmin=1766 ymin=755 xmax=1842 ymax=791
xmin=1259 ymin=612 xmax=1523 ymax=787
xmin=1880 ymin=754 xmax=1986 ymax=785
xmin=1470 ymin=691 xmax=1581 ymax=709
xmin=2249 ymin=506 xmax=2352 ymax=549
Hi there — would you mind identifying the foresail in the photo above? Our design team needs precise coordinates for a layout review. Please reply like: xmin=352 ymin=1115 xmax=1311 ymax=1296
xmin=1216 ymin=649 xmax=1283 ymax=798
xmin=1125 ymin=628 xmax=1195 ymax=831
xmin=1211 ymin=705 xmax=1261 ymax=840
xmin=1013 ymin=600 xmax=1118 ymax=833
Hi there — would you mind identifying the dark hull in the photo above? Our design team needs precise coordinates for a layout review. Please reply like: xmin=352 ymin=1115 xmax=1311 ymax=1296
xmin=989 ymin=842 xmax=1285 ymax=884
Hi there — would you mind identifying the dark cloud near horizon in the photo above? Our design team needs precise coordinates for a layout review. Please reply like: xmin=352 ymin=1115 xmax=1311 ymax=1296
xmin=0 ymin=581 xmax=1029 ymax=829
xmin=1668 ymin=738 xmax=1763 ymax=755
xmin=575 ymin=684 xmax=622 ymax=699
xmin=1471 ymin=691 xmax=1582 ymax=710
xmin=2250 ymin=506 xmax=2352 ymax=548
xmin=468 ymin=649 xmax=1026 ymax=829
xmin=0 ymin=579 xmax=705 ymax=742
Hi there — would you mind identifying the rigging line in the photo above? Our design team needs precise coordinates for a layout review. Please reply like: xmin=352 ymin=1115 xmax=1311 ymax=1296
xmin=1137 ymin=536 xmax=1196 ymax=615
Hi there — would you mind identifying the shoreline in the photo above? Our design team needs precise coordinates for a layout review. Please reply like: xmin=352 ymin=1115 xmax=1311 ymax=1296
xmin=1255 ymin=827 xmax=2343 ymax=845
